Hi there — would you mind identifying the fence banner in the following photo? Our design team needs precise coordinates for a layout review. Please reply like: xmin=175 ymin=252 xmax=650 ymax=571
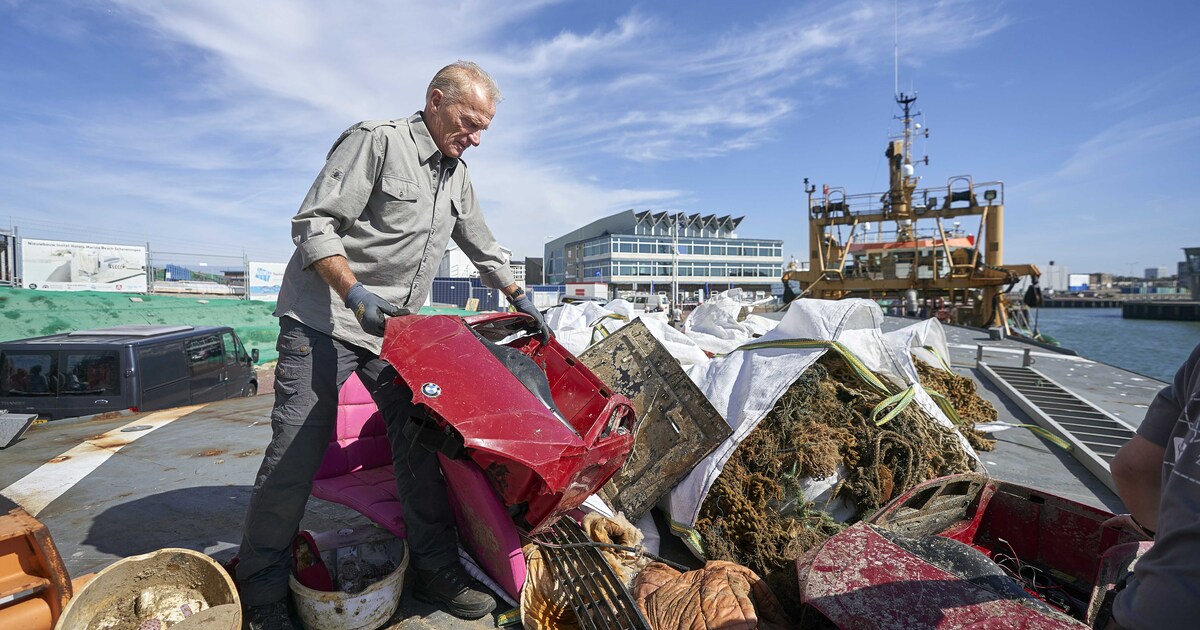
xmin=529 ymin=284 xmax=567 ymax=309
xmin=20 ymin=238 xmax=147 ymax=292
xmin=248 ymin=261 xmax=287 ymax=301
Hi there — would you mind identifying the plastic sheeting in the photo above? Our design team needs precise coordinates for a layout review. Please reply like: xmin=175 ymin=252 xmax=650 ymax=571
xmin=543 ymin=297 xmax=979 ymax=537
xmin=543 ymin=301 xmax=631 ymax=356
xmin=883 ymin=318 xmax=953 ymax=372
xmin=545 ymin=303 xmax=708 ymax=368
xmin=667 ymin=299 xmax=979 ymax=532
xmin=681 ymin=293 xmax=778 ymax=355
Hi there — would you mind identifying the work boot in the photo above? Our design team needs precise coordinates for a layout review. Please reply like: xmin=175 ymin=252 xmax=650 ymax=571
xmin=413 ymin=562 xmax=497 ymax=619
xmin=245 ymin=599 xmax=296 ymax=630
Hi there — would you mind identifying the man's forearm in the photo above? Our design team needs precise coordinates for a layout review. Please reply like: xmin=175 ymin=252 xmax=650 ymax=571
xmin=501 ymin=283 xmax=523 ymax=298
xmin=311 ymin=255 xmax=359 ymax=302
xmin=1111 ymin=434 xmax=1165 ymax=531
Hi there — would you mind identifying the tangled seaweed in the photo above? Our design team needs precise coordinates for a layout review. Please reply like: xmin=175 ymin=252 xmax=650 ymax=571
xmin=915 ymin=360 xmax=998 ymax=452
xmin=697 ymin=352 xmax=980 ymax=620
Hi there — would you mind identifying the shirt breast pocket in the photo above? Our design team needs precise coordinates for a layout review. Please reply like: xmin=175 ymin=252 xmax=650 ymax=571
xmin=380 ymin=175 xmax=419 ymax=202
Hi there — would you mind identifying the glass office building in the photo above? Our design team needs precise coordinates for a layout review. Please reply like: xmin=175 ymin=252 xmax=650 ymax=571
xmin=545 ymin=210 xmax=784 ymax=300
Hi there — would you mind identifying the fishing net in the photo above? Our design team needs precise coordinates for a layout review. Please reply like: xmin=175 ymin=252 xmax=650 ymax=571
xmin=914 ymin=361 xmax=998 ymax=452
xmin=696 ymin=351 xmax=980 ymax=619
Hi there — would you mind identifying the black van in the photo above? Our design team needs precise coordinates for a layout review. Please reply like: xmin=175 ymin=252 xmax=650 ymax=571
xmin=0 ymin=325 xmax=260 ymax=420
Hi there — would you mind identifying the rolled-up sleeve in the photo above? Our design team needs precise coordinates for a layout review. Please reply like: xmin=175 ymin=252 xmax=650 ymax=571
xmin=292 ymin=128 xmax=382 ymax=269
xmin=452 ymin=176 xmax=515 ymax=289
xmin=1136 ymin=344 xmax=1197 ymax=448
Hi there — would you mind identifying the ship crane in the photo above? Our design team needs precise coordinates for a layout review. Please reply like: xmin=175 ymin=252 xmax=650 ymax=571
xmin=783 ymin=93 xmax=1041 ymax=333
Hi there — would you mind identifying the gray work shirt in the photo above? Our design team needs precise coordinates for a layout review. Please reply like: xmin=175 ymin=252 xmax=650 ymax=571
xmin=1114 ymin=343 xmax=1200 ymax=629
xmin=274 ymin=112 xmax=514 ymax=354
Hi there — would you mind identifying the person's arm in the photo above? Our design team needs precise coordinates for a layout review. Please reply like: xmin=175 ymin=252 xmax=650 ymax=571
xmin=295 ymin=127 xmax=398 ymax=336
xmin=1110 ymin=434 xmax=1165 ymax=533
xmin=312 ymin=253 xmax=398 ymax=336
xmin=500 ymin=283 xmax=552 ymax=342
xmin=1112 ymin=346 xmax=1195 ymax=533
xmin=312 ymin=255 xmax=358 ymax=302
xmin=292 ymin=127 xmax=382 ymax=272
xmin=1110 ymin=345 xmax=1200 ymax=629
xmin=449 ymin=177 xmax=551 ymax=340
xmin=450 ymin=178 xmax=514 ymax=290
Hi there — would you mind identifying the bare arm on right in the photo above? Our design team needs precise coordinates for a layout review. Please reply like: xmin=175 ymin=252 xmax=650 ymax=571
xmin=1110 ymin=435 xmax=1165 ymax=532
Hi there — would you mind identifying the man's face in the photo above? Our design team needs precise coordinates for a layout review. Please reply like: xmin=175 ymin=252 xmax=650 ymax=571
xmin=426 ymin=83 xmax=495 ymax=159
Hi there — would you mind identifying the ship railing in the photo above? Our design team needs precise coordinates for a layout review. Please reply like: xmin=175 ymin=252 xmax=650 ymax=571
xmin=809 ymin=179 xmax=1005 ymax=219
xmin=838 ymin=224 xmax=971 ymax=282
xmin=848 ymin=225 xmax=971 ymax=242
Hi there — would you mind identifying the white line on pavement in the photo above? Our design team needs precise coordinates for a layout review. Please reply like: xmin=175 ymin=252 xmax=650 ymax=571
xmin=1 ymin=405 xmax=206 ymax=516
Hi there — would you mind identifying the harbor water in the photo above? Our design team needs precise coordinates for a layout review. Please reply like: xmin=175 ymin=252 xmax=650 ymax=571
xmin=1030 ymin=307 xmax=1200 ymax=383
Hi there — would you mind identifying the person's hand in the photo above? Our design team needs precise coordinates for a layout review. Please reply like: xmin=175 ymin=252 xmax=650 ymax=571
xmin=344 ymin=282 xmax=400 ymax=337
xmin=511 ymin=294 xmax=553 ymax=343
xmin=1101 ymin=513 xmax=1155 ymax=541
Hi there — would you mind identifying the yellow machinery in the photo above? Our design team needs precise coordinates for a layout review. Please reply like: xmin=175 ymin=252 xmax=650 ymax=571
xmin=783 ymin=93 xmax=1040 ymax=330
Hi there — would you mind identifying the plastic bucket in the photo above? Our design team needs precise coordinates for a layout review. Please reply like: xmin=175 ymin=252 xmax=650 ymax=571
xmin=54 ymin=547 xmax=241 ymax=630
xmin=289 ymin=539 xmax=408 ymax=630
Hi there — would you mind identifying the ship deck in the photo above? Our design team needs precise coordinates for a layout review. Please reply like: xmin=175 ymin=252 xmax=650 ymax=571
xmin=878 ymin=315 xmax=1161 ymax=512
xmin=0 ymin=316 xmax=1166 ymax=628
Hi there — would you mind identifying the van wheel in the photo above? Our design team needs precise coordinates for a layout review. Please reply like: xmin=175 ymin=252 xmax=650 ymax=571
xmin=246 ymin=383 xmax=258 ymax=397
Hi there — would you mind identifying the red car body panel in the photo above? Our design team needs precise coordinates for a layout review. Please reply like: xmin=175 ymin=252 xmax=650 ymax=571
xmin=381 ymin=312 xmax=635 ymax=532
xmin=796 ymin=474 xmax=1150 ymax=629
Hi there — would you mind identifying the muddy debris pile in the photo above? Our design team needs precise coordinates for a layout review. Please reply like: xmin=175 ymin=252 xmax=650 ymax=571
xmin=696 ymin=352 xmax=982 ymax=618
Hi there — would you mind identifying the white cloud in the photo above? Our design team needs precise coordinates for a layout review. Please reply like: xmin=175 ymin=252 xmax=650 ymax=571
xmin=1003 ymin=113 xmax=1200 ymax=272
xmin=1016 ymin=115 xmax=1200 ymax=199
xmin=3 ymin=0 xmax=1010 ymax=259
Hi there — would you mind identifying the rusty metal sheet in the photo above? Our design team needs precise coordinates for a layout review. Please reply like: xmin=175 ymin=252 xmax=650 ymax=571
xmin=579 ymin=319 xmax=730 ymax=521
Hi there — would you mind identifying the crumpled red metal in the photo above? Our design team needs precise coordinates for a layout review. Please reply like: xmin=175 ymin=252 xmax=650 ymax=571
xmin=381 ymin=312 xmax=636 ymax=533
xmin=795 ymin=473 xmax=1151 ymax=628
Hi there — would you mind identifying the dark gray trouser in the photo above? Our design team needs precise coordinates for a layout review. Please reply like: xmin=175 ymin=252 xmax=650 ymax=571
xmin=236 ymin=317 xmax=458 ymax=606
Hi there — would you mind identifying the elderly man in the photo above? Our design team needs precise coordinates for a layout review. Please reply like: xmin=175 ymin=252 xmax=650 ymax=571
xmin=236 ymin=61 xmax=550 ymax=629
xmin=1104 ymin=342 xmax=1200 ymax=629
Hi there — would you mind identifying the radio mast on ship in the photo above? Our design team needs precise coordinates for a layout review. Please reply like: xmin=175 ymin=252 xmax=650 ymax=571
xmin=782 ymin=91 xmax=1042 ymax=333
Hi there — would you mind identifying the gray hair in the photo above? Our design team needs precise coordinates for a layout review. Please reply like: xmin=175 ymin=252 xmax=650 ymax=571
xmin=426 ymin=61 xmax=502 ymax=106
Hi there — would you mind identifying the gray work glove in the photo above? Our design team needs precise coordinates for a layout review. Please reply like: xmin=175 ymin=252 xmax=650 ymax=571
xmin=344 ymin=282 xmax=400 ymax=337
xmin=511 ymin=293 xmax=553 ymax=343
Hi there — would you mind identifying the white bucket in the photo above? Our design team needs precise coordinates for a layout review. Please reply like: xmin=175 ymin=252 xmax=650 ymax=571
xmin=289 ymin=538 xmax=408 ymax=630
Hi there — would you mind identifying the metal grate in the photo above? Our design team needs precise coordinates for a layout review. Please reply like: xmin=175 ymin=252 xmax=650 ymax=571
xmin=579 ymin=318 xmax=731 ymax=523
xmin=979 ymin=362 xmax=1136 ymax=493
xmin=525 ymin=518 xmax=651 ymax=630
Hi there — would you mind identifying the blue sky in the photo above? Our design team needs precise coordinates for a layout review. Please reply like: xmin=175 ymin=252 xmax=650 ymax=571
xmin=1 ymin=0 xmax=1195 ymax=276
